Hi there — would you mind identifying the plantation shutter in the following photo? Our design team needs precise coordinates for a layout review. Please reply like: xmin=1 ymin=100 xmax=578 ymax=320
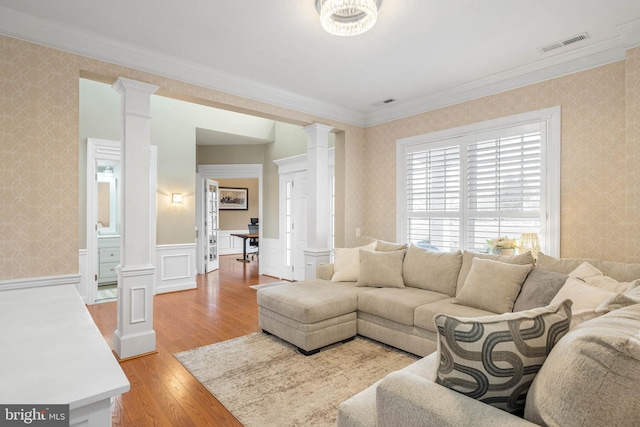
xmin=406 ymin=144 xmax=461 ymax=251
xmin=466 ymin=125 xmax=542 ymax=252
xmin=404 ymin=122 xmax=544 ymax=252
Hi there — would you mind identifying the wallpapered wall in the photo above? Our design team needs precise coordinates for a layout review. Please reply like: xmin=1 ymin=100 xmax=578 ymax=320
xmin=365 ymin=47 xmax=640 ymax=263
xmin=0 ymin=35 xmax=365 ymax=281
xmin=1 ymin=32 xmax=638 ymax=282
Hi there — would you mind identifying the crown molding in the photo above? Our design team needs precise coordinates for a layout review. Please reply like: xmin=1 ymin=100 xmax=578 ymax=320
xmin=0 ymin=6 xmax=366 ymax=127
xmin=365 ymin=24 xmax=640 ymax=126
xmin=2 ymin=7 xmax=639 ymax=129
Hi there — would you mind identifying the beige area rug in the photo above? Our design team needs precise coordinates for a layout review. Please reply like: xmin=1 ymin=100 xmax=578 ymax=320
xmin=174 ymin=333 xmax=419 ymax=427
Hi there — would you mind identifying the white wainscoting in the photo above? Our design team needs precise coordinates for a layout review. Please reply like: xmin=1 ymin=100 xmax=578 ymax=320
xmin=155 ymin=243 xmax=197 ymax=294
xmin=219 ymin=229 xmax=259 ymax=256
xmin=259 ymin=237 xmax=282 ymax=278
xmin=0 ymin=273 xmax=81 ymax=292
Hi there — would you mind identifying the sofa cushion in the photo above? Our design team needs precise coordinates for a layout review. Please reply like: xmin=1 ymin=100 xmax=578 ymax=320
xmin=414 ymin=298 xmax=496 ymax=333
xmin=257 ymin=280 xmax=368 ymax=324
xmin=524 ymin=303 xmax=640 ymax=427
xmin=402 ymin=245 xmax=462 ymax=296
xmin=456 ymin=251 xmax=535 ymax=295
xmin=569 ymin=262 xmax=639 ymax=293
xmin=375 ymin=239 xmax=409 ymax=252
xmin=434 ymin=300 xmax=572 ymax=413
xmin=537 ymin=252 xmax=640 ymax=283
xmin=358 ymin=288 xmax=449 ymax=326
xmin=454 ymin=258 xmax=533 ymax=313
xmin=513 ymin=268 xmax=568 ymax=312
xmin=332 ymin=242 xmax=377 ymax=282
xmin=357 ymin=249 xmax=406 ymax=288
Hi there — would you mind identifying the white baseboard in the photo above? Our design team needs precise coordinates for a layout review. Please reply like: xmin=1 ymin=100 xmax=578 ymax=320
xmin=155 ymin=243 xmax=197 ymax=294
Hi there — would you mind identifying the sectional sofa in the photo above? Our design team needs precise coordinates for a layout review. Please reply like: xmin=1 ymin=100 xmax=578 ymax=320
xmin=256 ymin=240 xmax=640 ymax=426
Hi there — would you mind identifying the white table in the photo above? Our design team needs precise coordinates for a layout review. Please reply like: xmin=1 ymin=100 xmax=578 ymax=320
xmin=0 ymin=285 xmax=130 ymax=426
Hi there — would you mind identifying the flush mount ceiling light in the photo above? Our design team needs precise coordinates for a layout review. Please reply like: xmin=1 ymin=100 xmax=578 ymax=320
xmin=316 ymin=0 xmax=382 ymax=37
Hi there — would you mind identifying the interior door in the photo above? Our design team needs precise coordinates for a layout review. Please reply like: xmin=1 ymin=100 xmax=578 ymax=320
xmin=205 ymin=179 xmax=220 ymax=272
xmin=281 ymin=171 xmax=307 ymax=281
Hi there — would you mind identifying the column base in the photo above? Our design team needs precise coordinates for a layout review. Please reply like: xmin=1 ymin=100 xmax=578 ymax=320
xmin=113 ymin=329 xmax=157 ymax=360
xmin=303 ymin=248 xmax=331 ymax=280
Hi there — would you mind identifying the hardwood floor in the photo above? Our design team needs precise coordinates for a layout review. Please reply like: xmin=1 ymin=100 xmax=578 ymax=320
xmin=86 ymin=255 xmax=282 ymax=426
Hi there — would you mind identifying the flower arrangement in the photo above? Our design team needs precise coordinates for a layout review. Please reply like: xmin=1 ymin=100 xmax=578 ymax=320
xmin=486 ymin=236 xmax=518 ymax=251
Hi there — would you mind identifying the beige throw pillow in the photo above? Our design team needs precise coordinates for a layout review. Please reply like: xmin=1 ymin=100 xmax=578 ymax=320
xmin=569 ymin=262 xmax=639 ymax=293
xmin=331 ymin=242 xmax=377 ymax=282
xmin=456 ymin=250 xmax=534 ymax=295
xmin=454 ymin=258 xmax=533 ymax=313
xmin=356 ymin=249 xmax=406 ymax=288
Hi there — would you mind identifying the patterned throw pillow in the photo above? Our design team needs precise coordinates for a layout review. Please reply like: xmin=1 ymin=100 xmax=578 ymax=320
xmin=433 ymin=299 xmax=572 ymax=413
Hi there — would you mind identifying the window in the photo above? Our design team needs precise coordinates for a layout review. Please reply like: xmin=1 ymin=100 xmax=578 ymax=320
xmin=397 ymin=107 xmax=560 ymax=256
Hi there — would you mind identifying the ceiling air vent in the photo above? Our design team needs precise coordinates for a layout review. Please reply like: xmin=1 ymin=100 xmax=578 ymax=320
xmin=539 ymin=32 xmax=590 ymax=53
xmin=371 ymin=98 xmax=397 ymax=107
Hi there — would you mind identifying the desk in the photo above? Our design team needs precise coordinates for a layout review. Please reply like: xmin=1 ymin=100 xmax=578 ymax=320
xmin=230 ymin=233 xmax=259 ymax=263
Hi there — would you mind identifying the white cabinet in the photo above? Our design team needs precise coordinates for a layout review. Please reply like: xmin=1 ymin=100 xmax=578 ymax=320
xmin=98 ymin=236 xmax=120 ymax=285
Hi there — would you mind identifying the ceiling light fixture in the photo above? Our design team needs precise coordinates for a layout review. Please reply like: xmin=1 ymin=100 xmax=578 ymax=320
xmin=316 ymin=0 xmax=382 ymax=37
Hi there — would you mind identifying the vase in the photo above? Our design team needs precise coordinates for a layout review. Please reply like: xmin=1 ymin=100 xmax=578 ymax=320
xmin=499 ymin=248 xmax=514 ymax=255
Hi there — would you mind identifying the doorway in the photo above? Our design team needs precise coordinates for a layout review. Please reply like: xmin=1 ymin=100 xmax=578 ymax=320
xmin=86 ymin=138 xmax=157 ymax=304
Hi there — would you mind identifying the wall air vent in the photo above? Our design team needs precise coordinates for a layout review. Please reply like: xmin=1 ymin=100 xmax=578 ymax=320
xmin=371 ymin=98 xmax=397 ymax=107
xmin=539 ymin=32 xmax=590 ymax=53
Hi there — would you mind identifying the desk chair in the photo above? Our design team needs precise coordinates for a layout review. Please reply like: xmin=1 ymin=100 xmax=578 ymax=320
xmin=248 ymin=224 xmax=259 ymax=260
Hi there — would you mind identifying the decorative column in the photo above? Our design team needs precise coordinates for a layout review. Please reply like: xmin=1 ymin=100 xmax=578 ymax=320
xmin=303 ymin=123 xmax=333 ymax=279
xmin=112 ymin=77 xmax=159 ymax=360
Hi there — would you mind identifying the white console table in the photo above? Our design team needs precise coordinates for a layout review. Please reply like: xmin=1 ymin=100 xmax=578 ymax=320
xmin=0 ymin=285 xmax=130 ymax=426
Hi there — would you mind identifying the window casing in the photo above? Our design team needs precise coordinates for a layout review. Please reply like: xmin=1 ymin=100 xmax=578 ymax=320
xmin=397 ymin=107 xmax=561 ymax=256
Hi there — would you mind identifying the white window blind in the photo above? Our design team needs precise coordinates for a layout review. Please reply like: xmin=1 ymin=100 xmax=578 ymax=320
xmin=397 ymin=108 xmax=560 ymax=255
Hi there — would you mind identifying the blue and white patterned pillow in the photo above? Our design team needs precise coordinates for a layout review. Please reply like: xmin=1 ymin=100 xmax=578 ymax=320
xmin=433 ymin=299 xmax=572 ymax=413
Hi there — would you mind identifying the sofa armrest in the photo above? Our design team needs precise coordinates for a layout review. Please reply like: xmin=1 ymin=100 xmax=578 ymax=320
xmin=316 ymin=263 xmax=334 ymax=280
xmin=376 ymin=372 xmax=538 ymax=427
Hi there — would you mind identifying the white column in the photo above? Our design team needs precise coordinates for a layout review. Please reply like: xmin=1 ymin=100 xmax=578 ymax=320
xmin=303 ymin=124 xmax=333 ymax=278
xmin=112 ymin=77 xmax=159 ymax=360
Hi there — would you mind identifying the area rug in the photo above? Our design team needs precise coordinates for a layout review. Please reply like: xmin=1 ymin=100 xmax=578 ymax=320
xmin=174 ymin=333 xmax=418 ymax=427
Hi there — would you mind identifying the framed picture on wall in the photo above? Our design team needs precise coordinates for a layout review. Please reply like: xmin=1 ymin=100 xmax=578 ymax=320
xmin=219 ymin=187 xmax=248 ymax=210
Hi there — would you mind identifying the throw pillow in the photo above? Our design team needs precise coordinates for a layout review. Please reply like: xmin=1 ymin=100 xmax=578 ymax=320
xmin=512 ymin=268 xmax=568 ymax=312
xmin=568 ymin=262 xmax=639 ymax=293
xmin=356 ymin=249 xmax=406 ymax=288
xmin=549 ymin=277 xmax=616 ymax=327
xmin=331 ymin=242 xmax=377 ymax=282
xmin=434 ymin=299 xmax=572 ymax=413
xmin=402 ymin=245 xmax=463 ymax=296
xmin=456 ymin=251 xmax=535 ymax=295
xmin=537 ymin=252 xmax=640 ymax=283
xmin=454 ymin=258 xmax=533 ymax=313
xmin=549 ymin=277 xmax=617 ymax=312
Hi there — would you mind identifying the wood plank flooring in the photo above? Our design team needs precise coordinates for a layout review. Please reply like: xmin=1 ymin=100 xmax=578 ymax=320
xmin=86 ymin=255 xmax=282 ymax=426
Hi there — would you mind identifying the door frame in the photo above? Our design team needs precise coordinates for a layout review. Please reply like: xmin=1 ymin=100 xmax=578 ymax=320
xmin=86 ymin=138 xmax=157 ymax=304
xmin=196 ymin=164 xmax=263 ymax=275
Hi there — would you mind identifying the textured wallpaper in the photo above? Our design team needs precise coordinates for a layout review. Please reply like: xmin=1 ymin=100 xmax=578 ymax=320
xmin=0 ymin=35 xmax=365 ymax=280
xmin=365 ymin=50 xmax=640 ymax=263
xmin=0 ymin=37 xmax=80 ymax=279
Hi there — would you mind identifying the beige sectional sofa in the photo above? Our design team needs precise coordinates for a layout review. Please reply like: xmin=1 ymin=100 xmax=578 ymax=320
xmin=256 ymin=241 xmax=640 ymax=426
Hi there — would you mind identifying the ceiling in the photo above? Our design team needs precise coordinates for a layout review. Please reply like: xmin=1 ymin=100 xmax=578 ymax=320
xmin=2 ymin=1 xmax=640 ymax=127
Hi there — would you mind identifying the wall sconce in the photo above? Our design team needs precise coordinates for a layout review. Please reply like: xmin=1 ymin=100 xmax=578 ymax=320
xmin=172 ymin=193 xmax=184 ymax=204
